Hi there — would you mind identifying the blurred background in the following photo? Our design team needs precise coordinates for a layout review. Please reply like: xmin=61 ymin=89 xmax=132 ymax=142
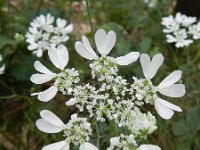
xmin=0 ymin=0 xmax=200 ymax=150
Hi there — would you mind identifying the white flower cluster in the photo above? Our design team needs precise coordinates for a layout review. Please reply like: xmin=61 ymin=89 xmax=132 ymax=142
xmin=162 ymin=12 xmax=200 ymax=48
xmin=107 ymin=134 xmax=137 ymax=150
xmin=36 ymin=110 xmax=95 ymax=150
xmin=30 ymin=28 xmax=186 ymax=150
xmin=0 ymin=54 xmax=5 ymax=75
xmin=26 ymin=13 xmax=73 ymax=57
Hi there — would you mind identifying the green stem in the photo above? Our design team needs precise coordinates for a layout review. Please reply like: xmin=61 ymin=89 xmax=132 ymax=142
xmin=95 ymin=122 xmax=100 ymax=148
xmin=85 ymin=0 xmax=94 ymax=34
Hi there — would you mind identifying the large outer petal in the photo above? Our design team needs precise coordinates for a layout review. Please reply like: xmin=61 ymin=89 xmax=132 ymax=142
xmin=40 ymin=110 xmax=65 ymax=127
xmin=34 ymin=61 xmax=54 ymax=75
xmin=140 ymin=54 xmax=150 ymax=79
xmin=82 ymin=36 xmax=98 ymax=58
xmin=35 ymin=86 xmax=58 ymax=102
xmin=158 ymin=70 xmax=182 ymax=89
xmin=75 ymin=36 xmax=97 ymax=60
xmin=36 ymin=119 xmax=63 ymax=133
xmin=30 ymin=73 xmax=53 ymax=84
xmin=148 ymin=53 xmax=164 ymax=79
xmin=154 ymin=99 xmax=174 ymax=120
xmin=95 ymin=29 xmax=106 ymax=55
xmin=42 ymin=141 xmax=69 ymax=150
xmin=138 ymin=144 xmax=161 ymax=150
xmin=140 ymin=53 xmax=164 ymax=79
xmin=48 ymin=45 xmax=69 ymax=70
xmin=103 ymin=31 xmax=116 ymax=56
xmin=158 ymin=84 xmax=186 ymax=97
xmin=95 ymin=29 xmax=116 ymax=56
xmin=157 ymin=98 xmax=182 ymax=112
xmin=115 ymin=52 xmax=140 ymax=65
xmin=79 ymin=142 xmax=98 ymax=150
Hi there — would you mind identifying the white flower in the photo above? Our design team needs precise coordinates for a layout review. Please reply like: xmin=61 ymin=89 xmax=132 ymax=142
xmin=26 ymin=13 xmax=73 ymax=57
xmin=107 ymin=134 xmax=137 ymax=150
xmin=0 ymin=54 xmax=5 ymax=75
xmin=166 ymin=29 xmax=193 ymax=48
xmin=161 ymin=15 xmax=180 ymax=33
xmin=31 ymin=45 xmax=72 ymax=102
xmin=181 ymin=16 xmax=197 ymax=27
xmin=162 ymin=12 xmax=199 ymax=47
xmin=140 ymin=53 xmax=186 ymax=119
xmin=188 ymin=22 xmax=200 ymax=39
xmin=75 ymin=29 xmax=139 ymax=65
xmin=36 ymin=110 xmax=98 ymax=150
xmin=144 ymin=0 xmax=157 ymax=8
xmin=137 ymin=144 xmax=161 ymax=150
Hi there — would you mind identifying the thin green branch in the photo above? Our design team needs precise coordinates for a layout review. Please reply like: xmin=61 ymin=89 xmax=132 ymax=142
xmin=85 ymin=0 xmax=94 ymax=34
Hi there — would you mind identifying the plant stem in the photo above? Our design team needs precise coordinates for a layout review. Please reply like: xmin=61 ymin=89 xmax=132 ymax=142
xmin=95 ymin=122 xmax=100 ymax=148
xmin=85 ymin=0 xmax=94 ymax=34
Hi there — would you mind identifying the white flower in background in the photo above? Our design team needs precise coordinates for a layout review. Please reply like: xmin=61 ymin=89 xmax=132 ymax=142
xmin=161 ymin=12 xmax=199 ymax=48
xmin=75 ymin=29 xmax=139 ymax=65
xmin=36 ymin=110 xmax=97 ymax=150
xmin=26 ymin=13 xmax=73 ymax=57
xmin=161 ymin=15 xmax=180 ymax=33
xmin=166 ymin=29 xmax=193 ymax=48
xmin=140 ymin=53 xmax=185 ymax=119
xmin=0 ymin=54 xmax=5 ymax=75
xmin=188 ymin=22 xmax=200 ymax=40
xmin=137 ymin=144 xmax=161 ymax=150
xmin=144 ymin=0 xmax=157 ymax=8
xmin=31 ymin=45 xmax=80 ymax=102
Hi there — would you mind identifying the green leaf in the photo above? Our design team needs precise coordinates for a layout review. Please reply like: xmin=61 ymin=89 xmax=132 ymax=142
xmin=139 ymin=37 xmax=152 ymax=52
xmin=186 ymin=107 xmax=200 ymax=132
xmin=172 ymin=119 xmax=187 ymax=136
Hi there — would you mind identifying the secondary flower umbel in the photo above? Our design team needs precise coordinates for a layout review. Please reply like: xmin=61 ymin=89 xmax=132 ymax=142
xmin=36 ymin=110 xmax=97 ymax=150
xmin=161 ymin=12 xmax=200 ymax=48
xmin=31 ymin=44 xmax=80 ymax=102
xmin=26 ymin=13 xmax=73 ymax=57
xmin=139 ymin=53 xmax=186 ymax=119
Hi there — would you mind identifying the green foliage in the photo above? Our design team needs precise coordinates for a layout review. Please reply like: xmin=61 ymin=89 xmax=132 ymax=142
xmin=0 ymin=0 xmax=199 ymax=150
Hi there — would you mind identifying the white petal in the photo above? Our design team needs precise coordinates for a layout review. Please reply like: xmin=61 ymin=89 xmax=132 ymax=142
xmin=28 ymin=43 xmax=38 ymax=50
xmin=37 ymin=86 xmax=58 ymax=102
xmin=148 ymin=53 xmax=164 ymax=79
xmin=34 ymin=61 xmax=54 ymax=75
xmin=65 ymin=24 xmax=73 ymax=33
xmin=48 ymin=45 xmax=69 ymax=70
xmin=103 ymin=31 xmax=116 ymax=56
xmin=40 ymin=110 xmax=65 ymax=127
xmin=154 ymin=99 xmax=174 ymax=120
xmin=138 ymin=144 xmax=161 ymax=150
xmin=157 ymin=98 xmax=182 ymax=112
xmin=42 ymin=141 xmax=69 ymax=150
xmin=65 ymin=98 xmax=77 ymax=106
xmin=36 ymin=119 xmax=63 ymax=133
xmin=75 ymin=41 xmax=97 ymax=60
xmin=158 ymin=84 xmax=186 ymax=97
xmin=115 ymin=52 xmax=140 ymax=65
xmin=140 ymin=54 xmax=150 ymax=79
xmin=82 ymin=36 xmax=98 ymax=58
xmin=56 ymin=18 xmax=66 ymax=28
xmin=158 ymin=70 xmax=182 ymax=89
xmin=79 ymin=142 xmax=98 ymax=150
xmin=95 ymin=29 xmax=106 ymax=55
xmin=30 ymin=73 xmax=53 ymax=84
